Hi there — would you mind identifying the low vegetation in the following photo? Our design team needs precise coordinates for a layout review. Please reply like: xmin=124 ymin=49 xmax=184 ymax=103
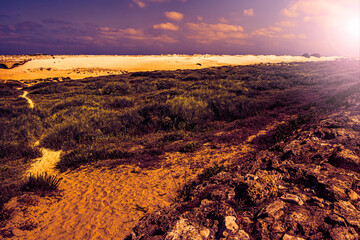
xmin=0 ymin=60 xmax=359 ymax=220
xmin=22 ymin=173 xmax=62 ymax=193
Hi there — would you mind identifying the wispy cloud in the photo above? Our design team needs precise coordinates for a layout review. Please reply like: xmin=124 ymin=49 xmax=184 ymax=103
xmin=243 ymin=9 xmax=255 ymax=17
xmin=164 ymin=11 xmax=184 ymax=21
xmin=186 ymin=22 xmax=247 ymax=43
xmin=153 ymin=22 xmax=179 ymax=31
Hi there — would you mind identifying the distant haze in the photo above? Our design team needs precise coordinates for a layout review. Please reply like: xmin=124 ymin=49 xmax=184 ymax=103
xmin=0 ymin=0 xmax=359 ymax=56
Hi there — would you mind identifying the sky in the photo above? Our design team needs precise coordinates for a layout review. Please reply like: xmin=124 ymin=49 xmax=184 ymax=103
xmin=0 ymin=0 xmax=359 ymax=56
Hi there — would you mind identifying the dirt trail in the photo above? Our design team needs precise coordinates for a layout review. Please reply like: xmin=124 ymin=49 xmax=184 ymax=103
xmin=26 ymin=148 xmax=62 ymax=176
xmin=2 ymin=91 xmax=288 ymax=239
xmin=19 ymin=91 xmax=61 ymax=177
xmin=2 ymin=115 xmax=286 ymax=239
xmin=20 ymin=91 xmax=34 ymax=109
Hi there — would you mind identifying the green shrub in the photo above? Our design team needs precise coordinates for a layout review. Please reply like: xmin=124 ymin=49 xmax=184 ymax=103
xmin=99 ymin=82 xmax=131 ymax=95
xmin=161 ymin=132 xmax=185 ymax=143
xmin=22 ymin=173 xmax=61 ymax=192
xmin=272 ymin=112 xmax=314 ymax=143
xmin=57 ymin=146 xmax=134 ymax=171
xmin=200 ymin=163 xmax=226 ymax=181
xmin=166 ymin=96 xmax=212 ymax=126
xmin=0 ymin=143 xmax=41 ymax=160
xmin=41 ymin=122 xmax=99 ymax=150
xmin=50 ymin=99 xmax=86 ymax=113
xmin=208 ymin=94 xmax=255 ymax=121
xmin=107 ymin=97 xmax=134 ymax=109
xmin=31 ymin=84 xmax=69 ymax=94
xmin=180 ymin=141 xmax=201 ymax=153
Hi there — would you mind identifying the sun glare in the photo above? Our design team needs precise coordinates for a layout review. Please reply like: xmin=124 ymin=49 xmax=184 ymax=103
xmin=345 ymin=16 xmax=360 ymax=40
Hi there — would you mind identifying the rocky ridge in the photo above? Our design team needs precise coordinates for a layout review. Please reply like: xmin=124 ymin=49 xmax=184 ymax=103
xmin=127 ymin=92 xmax=360 ymax=239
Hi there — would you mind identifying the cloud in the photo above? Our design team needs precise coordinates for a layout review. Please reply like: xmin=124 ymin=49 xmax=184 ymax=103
xmin=153 ymin=22 xmax=179 ymax=31
xmin=131 ymin=0 xmax=177 ymax=8
xmin=132 ymin=0 xmax=146 ymax=8
xmin=243 ymin=9 xmax=255 ymax=17
xmin=251 ymin=25 xmax=306 ymax=40
xmin=281 ymin=0 xmax=358 ymax=18
xmin=218 ymin=17 xmax=228 ymax=23
xmin=14 ymin=21 xmax=43 ymax=31
xmin=186 ymin=22 xmax=247 ymax=43
xmin=164 ymin=11 xmax=184 ymax=21
xmin=42 ymin=18 xmax=72 ymax=26
xmin=97 ymin=26 xmax=177 ymax=43
xmin=0 ymin=13 xmax=10 ymax=20
xmin=197 ymin=16 xmax=203 ymax=21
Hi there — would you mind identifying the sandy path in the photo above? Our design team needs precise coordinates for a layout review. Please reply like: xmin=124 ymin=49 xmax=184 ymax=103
xmin=20 ymin=91 xmax=34 ymax=109
xmin=26 ymin=148 xmax=62 ymax=176
xmin=19 ymin=91 xmax=62 ymax=177
xmin=2 ymin=114 xmax=287 ymax=239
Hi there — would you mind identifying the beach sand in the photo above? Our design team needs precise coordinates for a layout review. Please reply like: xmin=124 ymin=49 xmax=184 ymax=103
xmin=0 ymin=54 xmax=338 ymax=82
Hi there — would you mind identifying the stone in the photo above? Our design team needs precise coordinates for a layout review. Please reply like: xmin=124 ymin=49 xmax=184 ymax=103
xmin=348 ymin=189 xmax=360 ymax=201
xmin=165 ymin=218 xmax=203 ymax=240
xmin=199 ymin=228 xmax=210 ymax=238
xmin=329 ymin=149 xmax=360 ymax=174
xmin=333 ymin=201 xmax=360 ymax=230
xmin=12 ymin=228 xmax=26 ymax=237
xmin=328 ymin=226 xmax=359 ymax=240
xmin=258 ymin=199 xmax=285 ymax=219
xmin=282 ymin=234 xmax=305 ymax=240
xmin=224 ymin=216 xmax=239 ymax=233
xmin=280 ymin=194 xmax=304 ymax=205
xmin=228 ymin=230 xmax=250 ymax=240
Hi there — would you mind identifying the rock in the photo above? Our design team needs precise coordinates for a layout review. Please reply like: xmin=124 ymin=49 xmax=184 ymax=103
xmin=311 ymin=53 xmax=321 ymax=58
xmin=224 ymin=216 xmax=239 ymax=233
xmin=282 ymin=234 xmax=305 ymax=240
xmin=333 ymin=201 xmax=360 ymax=230
xmin=328 ymin=226 xmax=359 ymax=240
xmin=258 ymin=199 xmax=286 ymax=219
xmin=285 ymin=208 xmax=316 ymax=236
xmin=199 ymin=228 xmax=210 ymax=238
xmin=325 ymin=214 xmax=347 ymax=226
xmin=12 ymin=228 xmax=26 ymax=237
xmin=228 ymin=230 xmax=250 ymax=240
xmin=329 ymin=149 xmax=360 ymax=174
xmin=348 ymin=189 xmax=360 ymax=201
xmin=165 ymin=218 xmax=203 ymax=240
xmin=302 ymin=53 xmax=310 ymax=58
xmin=280 ymin=194 xmax=304 ymax=205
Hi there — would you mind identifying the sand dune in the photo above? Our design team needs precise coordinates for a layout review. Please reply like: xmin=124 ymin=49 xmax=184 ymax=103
xmin=0 ymin=55 xmax=338 ymax=82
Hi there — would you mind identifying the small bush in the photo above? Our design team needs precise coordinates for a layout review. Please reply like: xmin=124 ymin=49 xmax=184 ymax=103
xmin=57 ymin=146 xmax=133 ymax=171
xmin=272 ymin=112 xmax=313 ymax=143
xmin=22 ymin=173 xmax=61 ymax=192
xmin=161 ymin=132 xmax=185 ymax=143
xmin=0 ymin=143 xmax=41 ymax=160
xmin=246 ymin=175 xmax=278 ymax=205
xmin=200 ymin=163 xmax=226 ymax=181
xmin=107 ymin=97 xmax=134 ymax=109
xmin=180 ymin=141 xmax=201 ymax=153
xmin=99 ymin=82 xmax=131 ymax=95
xmin=31 ymin=84 xmax=69 ymax=94
xmin=167 ymin=96 xmax=212 ymax=126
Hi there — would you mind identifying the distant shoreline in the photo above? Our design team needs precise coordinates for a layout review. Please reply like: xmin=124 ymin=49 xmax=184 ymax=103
xmin=0 ymin=54 xmax=342 ymax=82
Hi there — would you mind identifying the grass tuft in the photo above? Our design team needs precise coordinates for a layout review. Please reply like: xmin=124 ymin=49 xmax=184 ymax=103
xmin=22 ymin=172 xmax=62 ymax=192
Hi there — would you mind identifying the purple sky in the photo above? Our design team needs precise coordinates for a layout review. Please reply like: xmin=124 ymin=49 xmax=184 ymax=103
xmin=1 ymin=0 xmax=359 ymax=56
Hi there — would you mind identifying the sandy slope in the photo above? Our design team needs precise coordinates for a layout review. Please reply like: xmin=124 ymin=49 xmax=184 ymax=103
xmin=0 ymin=55 xmax=338 ymax=82
xmin=2 ymin=113 xmax=287 ymax=239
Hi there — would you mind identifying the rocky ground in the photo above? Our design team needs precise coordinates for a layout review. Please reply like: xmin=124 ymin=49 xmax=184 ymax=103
xmin=127 ymin=91 xmax=360 ymax=239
